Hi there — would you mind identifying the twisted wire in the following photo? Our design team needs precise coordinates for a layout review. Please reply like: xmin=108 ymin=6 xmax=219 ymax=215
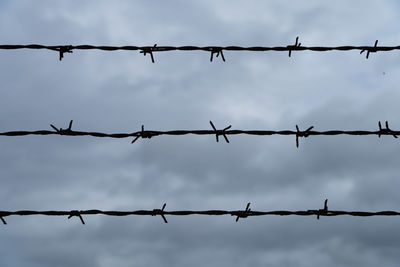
xmin=1 ymin=120 xmax=398 ymax=147
xmin=0 ymin=38 xmax=395 ymax=61
xmin=1 ymin=200 xmax=399 ymax=225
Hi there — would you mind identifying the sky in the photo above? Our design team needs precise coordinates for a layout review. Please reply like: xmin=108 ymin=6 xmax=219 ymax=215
xmin=1 ymin=0 xmax=400 ymax=266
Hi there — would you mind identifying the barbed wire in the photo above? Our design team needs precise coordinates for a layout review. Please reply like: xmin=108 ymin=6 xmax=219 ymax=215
xmin=1 ymin=200 xmax=400 ymax=225
xmin=1 ymin=120 xmax=398 ymax=147
xmin=0 ymin=38 xmax=396 ymax=62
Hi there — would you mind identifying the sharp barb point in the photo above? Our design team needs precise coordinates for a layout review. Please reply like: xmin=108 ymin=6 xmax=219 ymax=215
xmin=224 ymin=125 xmax=232 ymax=131
xmin=221 ymin=51 xmax=226 ymax=62
xmin=223 ymin=134 xmax=229 ymax=143
xmin=79 ymin=215 xmax=85 ymax=225
xmin=50 ymin=124 xmax=59 ymax=132
xmin=131 ymin=136 xmax=140 ymax=144
xmin=209 ymin=121 xmax=216 ymax=131
xmin=246 ymin=203 xmax=251 ymax=211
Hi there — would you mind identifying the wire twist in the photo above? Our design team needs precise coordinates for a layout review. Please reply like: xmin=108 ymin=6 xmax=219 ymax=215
xmin=360 ymin=40 xmax=378 ymax=59
xmin=139 ymin=44 xmax=158 ymax=63
xmin=131 ymin=125 xmax=157 ymax=143
xmin=234 ymin=202 xmax=251 ymax=222
xmin=68 ymin=210 xmax=85 ymax=225
xmin=287 ymin=36 xmax=301 ymax=57
xmin=209 ymin=121 xmax=231 ymax=143
xmin=209 ymin=47 xmax=226 ymax=62
xmin=151 ymin=203 xmax=168 ymax=223
xmin=378 ymin=121 xmax=398 ymax=138
xmin=307 ymin=199 xmax=329 ymax=220
xmin=50 ymin=120 xmax=73 ymax=135
xmin=295 ymin=125 xmax=314 ymax=147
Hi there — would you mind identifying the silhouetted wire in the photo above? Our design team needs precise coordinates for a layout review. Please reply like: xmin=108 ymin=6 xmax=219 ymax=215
xmin=0 ymin=38 xmax=394 ymax=61
xmin=1 ymin=200 xmax=400 ymax=225
xmin=0 ymin=120 xmax=398 ymax=147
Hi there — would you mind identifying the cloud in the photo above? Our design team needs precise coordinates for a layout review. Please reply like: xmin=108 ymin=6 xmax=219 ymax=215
xmin=1 ymin=1 xmax=400 ymax=266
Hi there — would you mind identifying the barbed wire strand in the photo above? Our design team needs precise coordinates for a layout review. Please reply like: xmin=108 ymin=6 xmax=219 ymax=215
xmin=1 ymin=200 xmax=400 ymax=225
xmin=1 ymin=120 xmax=398 ymax=147
xmin=0 ymin=38 xmax=396 ymax=62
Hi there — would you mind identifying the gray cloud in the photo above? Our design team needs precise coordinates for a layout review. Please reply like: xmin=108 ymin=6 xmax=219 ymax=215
xmin=1 ymin=1 xmax=400 ymax=266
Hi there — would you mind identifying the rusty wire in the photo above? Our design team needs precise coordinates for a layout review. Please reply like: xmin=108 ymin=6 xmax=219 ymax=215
xmin=0 ymin=38 xmax=397 ymax=62
xmin=0 ymin=120 xmax=399 ymax=147
xmin=1 ymin=200 xmax=400 ymax=225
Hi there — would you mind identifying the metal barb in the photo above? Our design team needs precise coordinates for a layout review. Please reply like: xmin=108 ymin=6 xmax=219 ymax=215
xmin=50 ymin=120 xmax=73 ymax=135
xmin=288 ymin=36 xmax=301 ymax=57
xmin=210 ymin=48 xmax=225 ymax=62
xmin=68 ymin=210 xmax=85 ymax=225
xmin=131 ymin=125 xmax=154 ymax=143
xmin=235 ymin=202 xmax=251 ymax=222
xmin=209 ymin=121 xmax=231 ymax=143
xmin=378 ymin=121 xmax=398 ymax=138
xmin=360 ymin=40 xmax=378 ymax=59
xmin=140 ymin=44 xmax=157 ymax=63
xmin=317 ymin=199 xmax=328 ymax=220
xmin=0 ymin=216 xmax=6 ymax=225
xmin=152 ymin=203 xmax=168 ymax=223
xmin=295 ymin=125 xmax=314 ymax=147
xmin=58 ymin=45 xmax=73 ymax=61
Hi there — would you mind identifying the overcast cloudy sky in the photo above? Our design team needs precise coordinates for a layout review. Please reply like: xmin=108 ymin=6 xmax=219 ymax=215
xmin=1 ymin=1 xmax=400 ymax=266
